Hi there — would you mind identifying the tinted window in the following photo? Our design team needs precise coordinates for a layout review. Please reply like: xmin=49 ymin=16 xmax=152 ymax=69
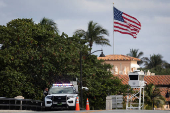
xmin=49 ymin=87 xmax=74 ymax=94
xmin=129 ymin=75 xmax=138 ymax=80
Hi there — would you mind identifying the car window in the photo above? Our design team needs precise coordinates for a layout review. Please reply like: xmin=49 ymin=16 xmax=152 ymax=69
xmin=49 ymin=87 xmax=74 ymax=94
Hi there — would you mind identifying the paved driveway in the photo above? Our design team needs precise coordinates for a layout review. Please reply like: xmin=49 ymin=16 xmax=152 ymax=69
xmin=0 ymin=110 xmax=170 ymax=113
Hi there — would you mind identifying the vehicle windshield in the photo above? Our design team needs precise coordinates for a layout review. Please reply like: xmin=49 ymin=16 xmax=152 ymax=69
xmin=49 ymin=87 xmax=74 ymax=94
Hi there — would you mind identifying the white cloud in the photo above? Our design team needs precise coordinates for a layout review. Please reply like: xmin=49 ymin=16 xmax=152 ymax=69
xmin=154 ymin=16 xmax=170 ymax=24
xmin=56 ymin=19 xmax=88 ymax=36
xmin=114 ymin=0 xmax=170 ymax=11
xmin=75 ymin=0 xmax=111 ymax=13
xmin=0 ymin=1 xmax=6 ymax=8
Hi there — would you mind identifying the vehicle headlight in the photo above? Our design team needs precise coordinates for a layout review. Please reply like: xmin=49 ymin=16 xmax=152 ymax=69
xmin=46 ymin=96 xmax=52 ymax=99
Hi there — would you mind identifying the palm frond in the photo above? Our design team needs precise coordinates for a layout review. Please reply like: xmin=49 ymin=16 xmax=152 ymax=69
xmin=144 ymin=84 xmax=166 ymax=109
xmin=74 ymin=21 xmax=110 ymax=53
xmin=74 ymin=29 xmax=86 ymax=39
xmin=40 ymin=17 xmax=58 ymax=33
xmin=143 ymin=54 xmax=163 ymax=68
xmin=127 ymin=49 xmax=143 ymax=58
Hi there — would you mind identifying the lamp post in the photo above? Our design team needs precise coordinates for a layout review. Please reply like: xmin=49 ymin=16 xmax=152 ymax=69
xmin=166 ymin=90 xmax=169 ymax=98
xmin=80 ymin=49 xmax=105 ymax=109
xmin=165 ymin=90 xmax=169 ymax=109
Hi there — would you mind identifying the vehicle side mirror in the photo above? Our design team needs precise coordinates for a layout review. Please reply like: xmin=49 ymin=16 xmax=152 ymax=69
xmin=82 ymin=87 xmax=89 ymax=91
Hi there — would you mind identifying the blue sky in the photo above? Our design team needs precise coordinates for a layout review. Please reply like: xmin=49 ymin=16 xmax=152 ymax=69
xmin=0 ymin=0 xmax=170 ymax=64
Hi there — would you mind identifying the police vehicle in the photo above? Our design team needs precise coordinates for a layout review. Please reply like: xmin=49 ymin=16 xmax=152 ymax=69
xmin=44 ymin=83 xmax=78 ymax=110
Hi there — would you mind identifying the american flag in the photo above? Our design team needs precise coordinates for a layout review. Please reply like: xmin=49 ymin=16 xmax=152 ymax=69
xmin=114 ymin=7 xmax=141 ymax=38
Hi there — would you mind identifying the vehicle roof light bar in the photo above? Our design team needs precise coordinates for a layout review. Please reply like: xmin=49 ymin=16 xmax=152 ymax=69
xmin=53 ymin=84 xmax=73 ymax=87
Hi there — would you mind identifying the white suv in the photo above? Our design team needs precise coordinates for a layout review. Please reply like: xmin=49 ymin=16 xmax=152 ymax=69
xmin=44 ymin=84 xmax=78 ymax=110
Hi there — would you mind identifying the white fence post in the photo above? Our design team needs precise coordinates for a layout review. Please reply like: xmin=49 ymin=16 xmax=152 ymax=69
xmin=106 ymin=96 xmax=112 ymax=110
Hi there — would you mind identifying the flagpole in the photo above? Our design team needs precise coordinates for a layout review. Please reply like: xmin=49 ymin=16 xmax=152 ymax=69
xmin=113 ymin=2 xmax=114 ymax=54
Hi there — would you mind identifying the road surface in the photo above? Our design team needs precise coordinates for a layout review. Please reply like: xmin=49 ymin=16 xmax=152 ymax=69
xmin=0 ymin=110 xmax=169 ymax=113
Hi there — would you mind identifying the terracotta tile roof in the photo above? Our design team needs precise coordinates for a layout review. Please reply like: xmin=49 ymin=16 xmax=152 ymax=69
xmin=98 ymin=54 xmax=141 ymax=61
xmin=145 ymin=75 xmax=170 ymax=86
xmin=114 ymin=75 xmax=170 ymax=101
xmin=159 ymin=87 xmax=170 ymax=101
xmin=115 ymin=75 xmax=129 ymax=85
xmin=115 ymin=75 xmax=170 ymax=86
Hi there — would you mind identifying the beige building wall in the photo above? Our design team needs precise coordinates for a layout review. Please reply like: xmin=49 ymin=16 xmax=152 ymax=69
xmin=98 ymin=54 xmax=140 ymax=75
xmin=104 ymin=60 xmax=139 ymax=75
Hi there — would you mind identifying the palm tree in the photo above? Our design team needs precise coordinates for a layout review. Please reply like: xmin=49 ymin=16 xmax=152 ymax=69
xmin=74 ymin=21 xmax=110 ymax=53
xmin=127 ymin=49 xmax=144 ymax=65
xmin=162 ymin=61 xmax=170 ymax=69
xmin=127 ymin=49 xmax=143 ymax=58
xmin=40 ymin=17 xmax=58 ymax=33
xmin=142 ymin=54 xmax=163 ymax=69
xmin=144 ymin=84 xmax=165 ymax=109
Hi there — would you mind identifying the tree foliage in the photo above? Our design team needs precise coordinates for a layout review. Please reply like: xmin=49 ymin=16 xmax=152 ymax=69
xmin=0 ymin=18 xmax=130 ymax=110
xmin=127 ymin=49 xmax=170 ymax=75
xmin=144 ymin=84 xmax=165 ymax=110
xmin=142 ymin=54 xmax=163 ymax=69
xmin=74 ymin=21 xmax=110 ymax=53
xmin=40 ymin=17 xmax=59 ymax=34
xmin=127 ymin=49 xmax=143 ymax=58
xmin=81 ymin=56 xmax=130 ymax=109
xmin=127 ymin=49 xmax=144 ymax=65
xmin=140 ymin=54 xmax=170 ymax=75
xmin=0 ymin=18 xmax=86 ymax=100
